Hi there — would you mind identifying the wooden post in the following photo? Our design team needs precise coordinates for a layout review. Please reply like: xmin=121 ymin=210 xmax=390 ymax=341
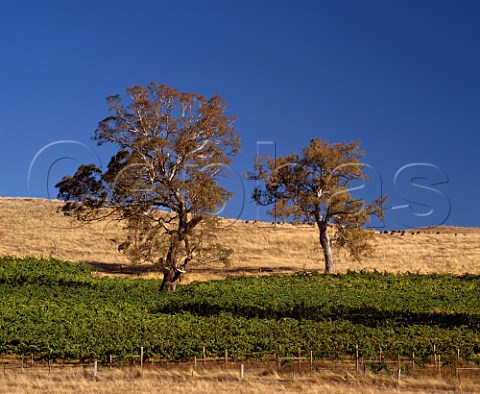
xmin=240 ymin=363 xmax=245 ymax=379
xmin=109 ymin=354 xmax=113 ymax=365
xmin=277 ymin=345 xmax=282 ymax=371
xmin=411 ymin=352 xmax=415 ymax=369
xmin=457 ymin=348 xmax=460 ymax=366
xmin=225 ymin=349 xmax=228 ymax=370
xmin=31 ymin=354 xmax=34 ymax=367
xmin=21 ymin=354 xmax=24 ymax=370
xmin=93 ymin=360 xmax=98 ymax=380
xmin=309 ymin=350 xmax=313 ymax=372
xmin=203 ymin=346 xmax=206 ymax=367
xmin=194 ymin=356 xmax=197 ymax=371
xmin=298 ymin=348 xmax=302 ymax=368
xmin=140 ymin=347 xmax=144 ymax=370
xmin=355 ymin=345 xmax=359 ymax=375
xmin=433 ymin=344 xmax=436 ymax=367
xmin=379 ymin=346 xmax=382 ymax=361
xmin=397 ymin=368 xmax=401 ymax=382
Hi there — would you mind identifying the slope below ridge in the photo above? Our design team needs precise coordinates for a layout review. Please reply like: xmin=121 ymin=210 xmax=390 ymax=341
xmin=0 ymin=197 xmax=479 ymax=280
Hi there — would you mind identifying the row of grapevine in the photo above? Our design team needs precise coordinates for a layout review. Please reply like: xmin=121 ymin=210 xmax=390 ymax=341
xmin=0 ymin=257 xmax=479 ymax=363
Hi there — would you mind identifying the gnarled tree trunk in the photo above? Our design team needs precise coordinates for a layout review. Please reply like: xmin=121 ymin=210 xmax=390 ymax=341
xmin=160 ymin=267 xmax=184 ymax=292
xmin=319 ymin=223 xmax=335 ymax=274
xmin=159 ymin=242 xmax=185 ymax=292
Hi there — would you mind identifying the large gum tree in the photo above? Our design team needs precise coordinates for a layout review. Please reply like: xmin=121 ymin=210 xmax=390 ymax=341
xmin=253 ymin=138 xmax=386 ymax=273
xmin=56 ymin=83 xmax=240 ymax=291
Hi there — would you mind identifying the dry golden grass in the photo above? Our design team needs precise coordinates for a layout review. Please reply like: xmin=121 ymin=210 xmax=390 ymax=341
xmin=1 ymin=197 xmax=480 ymax=281
xmin=2 ymin=198 xmax=480 ymax=393
xmin=1 ymin=366 xmax=478 ymax=394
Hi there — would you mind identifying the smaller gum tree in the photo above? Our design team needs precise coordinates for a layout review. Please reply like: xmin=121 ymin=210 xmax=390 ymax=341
xmin=253 ymin=138 xmax=386 ymax=273
xmin=56 ymin=82 xmax=240 ymax=291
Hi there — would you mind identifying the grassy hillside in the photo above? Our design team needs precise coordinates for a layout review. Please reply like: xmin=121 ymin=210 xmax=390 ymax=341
xmin=0 ymin=197 xmax=479 ymax=280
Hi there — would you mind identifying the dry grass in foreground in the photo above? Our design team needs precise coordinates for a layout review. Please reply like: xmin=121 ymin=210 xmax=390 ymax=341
xmin=1 ymin=367 xmax=478 ymax=394
xmin=1 ymin=197 xmax=480 ymax=281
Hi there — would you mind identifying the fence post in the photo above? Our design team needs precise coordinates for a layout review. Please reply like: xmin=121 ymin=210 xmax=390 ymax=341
xmin=140 ymin=347 xmax=144 ymax=370
xmin=411 ymin=352 xmax=415 ymax=369
xmin=355 ymin=345 xmax=359 ymax=375
xmin=194 ymin=356 xmax=197 ymax=372
xmin=93 ymin=360 xmax=98 ymax=380
xmin=310 ymin=350 xmax=313 ymax=372
xmin=397 ymin=367 xmax=401 ymax=382
xmin=240 ymin=363 xmax=245 ymax=379
xmin=203 ymin=346 xmax=206 ymax=367
xmin=225 ymin=349 xmax=228 ymax=370
xmin=277 ymin=345 xmax=282 ymax=371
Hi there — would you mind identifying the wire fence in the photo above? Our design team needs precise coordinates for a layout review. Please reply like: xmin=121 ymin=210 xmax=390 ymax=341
xmin=2 ymin=346 xmax=480 ymax=382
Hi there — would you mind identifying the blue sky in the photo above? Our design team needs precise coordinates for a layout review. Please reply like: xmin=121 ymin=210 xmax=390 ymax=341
xmin=1 ymin=0 xmax=479 ymax=229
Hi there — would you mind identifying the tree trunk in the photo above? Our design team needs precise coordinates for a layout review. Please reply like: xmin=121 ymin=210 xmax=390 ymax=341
xmin=319 ymin=224 xmax=335 ymax=274
xmin=160 ymin=267 xmax=183 ymax=292
xmin=159 ymin=243 xmax=184 ymax=292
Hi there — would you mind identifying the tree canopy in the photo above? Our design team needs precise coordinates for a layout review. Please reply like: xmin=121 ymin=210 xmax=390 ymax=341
xmin=56 ymin=82 xmax=240 ymax=291
xmin=253 ymin=138 xmax=386 ymax=273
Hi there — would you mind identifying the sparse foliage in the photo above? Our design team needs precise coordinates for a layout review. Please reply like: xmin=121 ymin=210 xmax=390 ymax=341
xmin=253 ymin=138 xmax=386 ymax=273
xmin=56 ymin=82 xmax=240 ymax=291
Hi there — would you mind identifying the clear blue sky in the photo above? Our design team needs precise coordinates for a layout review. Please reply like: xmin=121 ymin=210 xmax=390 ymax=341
xmin=1 ymin=0 xmax=479 ymax=229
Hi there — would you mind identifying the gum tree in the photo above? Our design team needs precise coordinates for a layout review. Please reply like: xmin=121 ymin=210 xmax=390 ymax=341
xmin=253 ymin=138 xmax=386 ymax=273
xmin=56 ymin=82 xmax=240 ymax=291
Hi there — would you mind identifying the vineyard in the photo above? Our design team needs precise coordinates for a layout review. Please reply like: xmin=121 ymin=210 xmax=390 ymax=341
xmin=1 ymin=256 xmax=480 ymax=368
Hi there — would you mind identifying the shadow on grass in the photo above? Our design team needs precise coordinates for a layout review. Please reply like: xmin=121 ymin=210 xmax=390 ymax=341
xmin=83 ymin=261 xmax=311 ymax=276
xmin=83 ymin=261 xmax=161 ymax=275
